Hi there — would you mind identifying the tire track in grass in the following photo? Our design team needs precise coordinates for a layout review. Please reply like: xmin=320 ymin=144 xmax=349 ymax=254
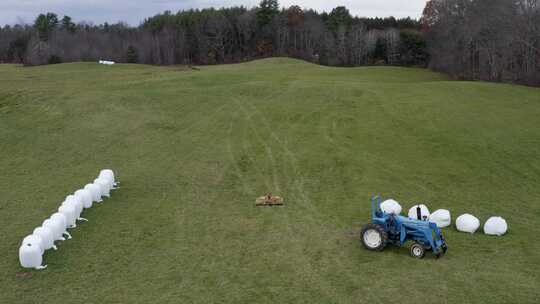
xmin=228 ymin=92 xmax=352 ymax=302
xmin=226 ymin=120 xmax=272 ymax=197
xmin=226 ymin=121 xmax=252 ymax=195
xmin=232 ymin=97 xmax=281 ymax=193
xmin=234 ymin=92 xmax=372 ymax=302
xmin=254 ymin=86 xmax=392 ymax=302
xmin=236 ymin=82 xmax=383 ymax=301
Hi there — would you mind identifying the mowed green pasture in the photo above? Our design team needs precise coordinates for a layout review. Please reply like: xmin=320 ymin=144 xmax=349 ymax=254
xmin=1 ymin=58 xmax=539 ymax=303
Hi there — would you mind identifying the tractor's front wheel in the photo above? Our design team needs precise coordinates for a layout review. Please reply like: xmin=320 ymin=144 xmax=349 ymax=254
xmin=360 ymin=224 xmax=388 ymax=251
xmin=410 ymin=242 xmax=426 ymax=259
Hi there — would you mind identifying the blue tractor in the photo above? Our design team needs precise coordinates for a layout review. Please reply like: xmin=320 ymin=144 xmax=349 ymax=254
xmin=360 ymin=195 xmax=448 ymax=258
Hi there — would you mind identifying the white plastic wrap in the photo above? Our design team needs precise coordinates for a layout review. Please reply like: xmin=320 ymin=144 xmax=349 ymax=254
xmin=64 ymin=195 xmax=84 ymax=216
xmin=84 ymin=183 xmax=102 ymax=202
xmin=99 ymin=175 xmax=114 ymax=191
xmin=51 ymin=212 xmax=67 ymax=229
xmin=94 ymin=178 xmax=111 ymax=197
xmin=408 ymin=204 xmax=430 ymax=220
xmin=484 ymin=216 xmax=508 ymax=236
xmin=42 ymin=219 xmax=65 ymax=241
xmin=19 ymin=243 xmax=46 ymax=269
xmin=22 ymin=235 xmax=45 ymax=254
xmin=33 ymin=226 xmax=56 ymax=250
xmin=99 ymin=169 xmax=116 ymax=188
xmin=380 ymin=199 xmax=402 ymax=215
xmin=456 ymin=214 xmax=480 ymax=233
xmin=74 ymin=189 xmax=93 ymax=209
xmin=50 ymin=213 xmax=71 ymax=239
xmin=429 ymin=209 xmax=451 ymax=228
xmin=59 ymin=204 xmax=77 ymax=228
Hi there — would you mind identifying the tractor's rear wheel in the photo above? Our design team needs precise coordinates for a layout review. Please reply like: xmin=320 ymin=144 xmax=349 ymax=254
xmin=410 ymin=242 xmax=426 ymax=259
xmin=360 ymin=224 xmax=388 ymax=251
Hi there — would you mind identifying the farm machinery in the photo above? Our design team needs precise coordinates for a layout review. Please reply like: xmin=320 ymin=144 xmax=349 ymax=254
xmin=255 ymin=193 xmax=284 ymax=206
xmin=360 ymin=195 xmax=448 ymax=258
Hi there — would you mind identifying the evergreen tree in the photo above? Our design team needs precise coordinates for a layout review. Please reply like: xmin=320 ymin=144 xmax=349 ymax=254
xmin=61 ymin=15 xmax=76 ymax=33
xmin=34 ymin=13 xmax=59 ymax=41
xmin=126 ymin=45 xmax=139 ymax=63
xmin=374 ymin=38 xmax=387 ymax=63
xmin=327 ymin=6 xmax=352 ymax=32
xmin=257 ymin=0 xmax=279 ymax=26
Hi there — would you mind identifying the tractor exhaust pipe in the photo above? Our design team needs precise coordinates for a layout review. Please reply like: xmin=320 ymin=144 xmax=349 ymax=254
xmin=416 ymin=206 xmax=422 ymax=220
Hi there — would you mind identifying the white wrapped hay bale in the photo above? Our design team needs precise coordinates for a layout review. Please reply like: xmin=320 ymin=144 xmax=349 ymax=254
xmin=408 ymin=204 xmax=430 ymax=220
xmin=19 ymin=243 xmax=47 ymax=270
xmin=59 ymin=204 xmax=77 ymax=228
xmin=98 ymin=174 xmax=114 ymax=191
xmin=62 ymin=196 xmax=87 ymax=222
xmin=74 ymin=189 xmax=93 ymax=209
xmin=42 ymin=219 xmax=65 ymax=241
xmin=84 ymin=183 xmax=102 ymax=202
xmin=484 ymin=217 xmax=508 ymax=236
xmin=456 ymin=214 xmax=480 ymax=233
xmin=22 ymin=235 xmax=45 ymax=254
xmin=50 ymin=212 xmax=72 ymax=239
xmin=64 ymin=195 xmax=84 ymax=216
xmin=99 ymin=169 xmax=117 ymax=189
xmin=33 ymin=226 xmax=56 ymax=250
xmin=51 ymin=212 xmax=67 ymax=228
xmin=380 ymin=199 xmax=402 ymax=215
xmin=94 ymin=178 xmax=111 ymax=197
xmin=429 ymin=209 xmax=451 ymax=228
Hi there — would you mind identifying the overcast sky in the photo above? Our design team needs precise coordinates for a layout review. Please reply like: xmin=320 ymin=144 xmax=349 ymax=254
xmin=0 ymin=0 xmax=427 ymax=26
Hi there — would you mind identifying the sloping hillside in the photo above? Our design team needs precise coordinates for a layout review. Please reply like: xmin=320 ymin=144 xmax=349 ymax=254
xmin=1 ymin=58 xmax=539 ymax=303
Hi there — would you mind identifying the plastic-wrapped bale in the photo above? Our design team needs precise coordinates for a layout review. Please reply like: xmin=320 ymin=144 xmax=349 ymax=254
xmin=50 ymin=212 xmax=72 ymax=239
xmin=429 ymin=209 xmax=451 ymax=228
xmin=99 ymin=169 xmax=117 ymax=189
xmin=59 ymin=204 xmax=77 ymax=228
xmin=19 ymin=243 xmax=47 ymax=270
xmin=64 ymin=195 xmax=84 ymax=215
xmin=94 ymin=178 xmax=111 ymax=197
xmin=62 ymin=196 xmax=87 ymax=222
xmin=484 ymin=216 xmax=508 ymax=236
xmin=380 ymin=199 xmax=402 ymax=215
xmin=62 ymin=198 xmax=81 ymax=222
xmin=22 ymin=235 xmax=45 ymax=254
xmin=84 ymin=183 xmax=102 ymax=202
xmin=456 ymin=214 xmax=480 ymax=233
xmin=74 ymin=189 xmax=93 ymax=209
xmin=408 ymin=204 xmax=430 ymax=220
xmin=33 ymin=226 xmax=56 ymax=250
xmin=42 ymin=219 xmax=65 ymax=241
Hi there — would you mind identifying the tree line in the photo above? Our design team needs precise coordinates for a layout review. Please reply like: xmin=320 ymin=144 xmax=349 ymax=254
xmin=0 ymin=1 xmax=426 ymax=67
xmin=423 ymin=0 xmax=540 ymax=85
xmin=0 ymin=0 xmax=538 ymax=86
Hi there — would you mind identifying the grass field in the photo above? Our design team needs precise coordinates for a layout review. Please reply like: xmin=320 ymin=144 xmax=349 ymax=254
xmin=1 ymin=58 xmax=539 ymax=303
